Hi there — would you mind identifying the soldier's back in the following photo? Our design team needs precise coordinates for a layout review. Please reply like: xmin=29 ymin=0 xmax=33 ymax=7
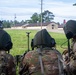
xmin=19 ymin=47 xmax=64 ymax=75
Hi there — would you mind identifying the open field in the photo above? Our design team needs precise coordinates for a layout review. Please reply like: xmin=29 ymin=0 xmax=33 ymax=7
xmin=4 ymin=29 xmax=68 ymax=56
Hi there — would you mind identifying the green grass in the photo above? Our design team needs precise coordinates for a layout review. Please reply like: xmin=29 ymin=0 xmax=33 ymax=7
xmin=4 ymin=29 xmax=68 ymax=55
xmin=49 ymin=32 xmax=68 ymax=53
xmin=5 ymin=29 xmax=38 ymax=55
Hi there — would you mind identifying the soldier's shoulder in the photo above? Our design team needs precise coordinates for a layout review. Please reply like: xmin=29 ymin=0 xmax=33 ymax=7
xmin=25 ymin=50 xmax=38 ymax=58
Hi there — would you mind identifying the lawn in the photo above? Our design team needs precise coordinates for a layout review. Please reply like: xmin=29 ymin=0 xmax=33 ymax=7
xmin=5 ymin=29 xmax=68 ymax=55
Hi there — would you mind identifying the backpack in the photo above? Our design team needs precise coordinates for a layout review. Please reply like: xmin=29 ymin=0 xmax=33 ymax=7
xmin=19 ymin=48 xmax=64 ymax=75
xmin=0 ymin=51 xmax=16 ymax=75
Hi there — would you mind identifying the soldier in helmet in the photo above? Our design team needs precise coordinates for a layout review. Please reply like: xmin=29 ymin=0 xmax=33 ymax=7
xmin=0 ymin=21 xmax=13 ymax=51
xmin=19 ymin=29 xmax=64 ymax=75
xmin=0 ymin=21 xmax=16 ymax=75
xmin=62 ymin=20 xmax=76 ymax=75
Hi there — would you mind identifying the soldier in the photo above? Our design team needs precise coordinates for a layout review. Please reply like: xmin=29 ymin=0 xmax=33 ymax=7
xmin=0 ymin=21 xmax=16 ymax=75
xmin=62 ymin=20 xmax=76 ymax=75
xmin=0 ymin=21 xmax=13 ymax=52
xmin=19 ymin=29 xmax=64 ymax=75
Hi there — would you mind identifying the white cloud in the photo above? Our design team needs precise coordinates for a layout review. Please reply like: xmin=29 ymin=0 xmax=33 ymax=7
xmin=43 ymin=1 xmax=76 ymax=23
xmin=0 ymin=0 xmax=76 ymax=23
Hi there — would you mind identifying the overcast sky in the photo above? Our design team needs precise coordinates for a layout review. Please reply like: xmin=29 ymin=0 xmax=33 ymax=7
xmin=0 ymin=0 xmax=76 ymax=23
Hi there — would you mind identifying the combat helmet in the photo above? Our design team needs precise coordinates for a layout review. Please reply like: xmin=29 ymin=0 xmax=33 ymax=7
xmin=0 ymin=21 xmax=3 ymax=29
xmin=31 ymin=29 xmax=56 ymax=49
xmin=63 ymin=20 xmax=76 ymax=39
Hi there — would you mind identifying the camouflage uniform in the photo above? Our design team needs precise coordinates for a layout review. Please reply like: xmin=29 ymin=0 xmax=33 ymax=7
xmin=0 ymin=21 xmax=16 ymax=75
xmin=69 ymin=38 xmax=76 ymax=74
xmin=19 ymin=47 xmax=64 ymax=75
xmin=0 ymin=51 xmax=16 ymax=75
xmin=62 ymin=37 xmax=76 ymax=75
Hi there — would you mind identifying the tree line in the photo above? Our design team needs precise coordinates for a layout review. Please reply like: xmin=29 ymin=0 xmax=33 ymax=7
xmin=2 ymin=10 xmax=55 ymax=28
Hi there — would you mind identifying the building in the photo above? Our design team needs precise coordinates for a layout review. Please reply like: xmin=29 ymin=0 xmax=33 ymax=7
xmin=22 ymin=22 xmax=58 ymax=30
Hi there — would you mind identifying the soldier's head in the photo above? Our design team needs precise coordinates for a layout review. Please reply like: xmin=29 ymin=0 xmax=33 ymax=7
xmin=0 ymin=21 xmax=3 ymax=30
xmin=31 ymin=29 xmax=56 ymax=49
xmin=63 ymin=20 xmax=76 ymax=39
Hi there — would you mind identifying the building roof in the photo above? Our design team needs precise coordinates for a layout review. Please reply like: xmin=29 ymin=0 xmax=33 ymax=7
xmin=23 ymin=22 xmax=57 ymax=27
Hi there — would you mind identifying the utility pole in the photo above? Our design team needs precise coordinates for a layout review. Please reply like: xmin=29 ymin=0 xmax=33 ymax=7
xmin=14 ymin=14 xmax=16 ymax=27
xmin=41 ymin=0 xmax=43 ymax=29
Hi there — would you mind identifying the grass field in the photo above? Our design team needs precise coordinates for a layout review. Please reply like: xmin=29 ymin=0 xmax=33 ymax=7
xmin=5 ymin=29 xmax=68 ymax=56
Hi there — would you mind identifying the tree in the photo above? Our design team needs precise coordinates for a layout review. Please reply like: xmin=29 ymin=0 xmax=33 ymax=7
xmin=31 ymin=13 xmax=39 ymax=23
xmin=42 ymin=10 xmax=55 ymax=22
xmin=30 ymin=10 xmax=55 ymax=23
xmin=3 ymin=20 xmax=11 ymax=28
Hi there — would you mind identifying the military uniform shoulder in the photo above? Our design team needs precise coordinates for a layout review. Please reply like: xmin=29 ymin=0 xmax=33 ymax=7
xmin=25 ymin=50 xmax=38 ymax=58
xmin=0 ymin=51 xmax=15 ymax=63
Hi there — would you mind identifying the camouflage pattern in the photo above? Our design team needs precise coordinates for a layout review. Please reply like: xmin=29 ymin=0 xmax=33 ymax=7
xmin=69 ymin=38 xmax=76 ymax=75
xmin=0 ymin=51 xmax=16 ymax=75
xmin=19 ymin=47 xmax=64 ymax=75
xmin=62 ymin=37 xmax=76 ymax=75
